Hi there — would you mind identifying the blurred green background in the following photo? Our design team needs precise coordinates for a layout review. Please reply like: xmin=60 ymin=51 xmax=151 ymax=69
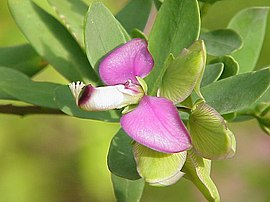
xmin=0 ymin=0 xmax=270 ymax=201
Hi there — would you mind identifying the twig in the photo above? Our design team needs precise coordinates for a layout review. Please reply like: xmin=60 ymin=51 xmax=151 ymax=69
xmin=0 ymin=104 xmax=65 ymax=116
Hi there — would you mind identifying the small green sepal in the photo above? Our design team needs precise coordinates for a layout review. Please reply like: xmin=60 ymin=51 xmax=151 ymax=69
xmin=122 ymin=104 xmax=138 ymax=114
xmin=136 ymin=76 xmax=148 ymax=94
xmin=133 ymin=143 xmax=186 ymax=186
xmin=188 ymin=103 xmax=236 ymax=160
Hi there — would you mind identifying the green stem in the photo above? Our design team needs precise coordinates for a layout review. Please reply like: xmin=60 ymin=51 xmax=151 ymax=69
xmin=236 ymin=108 xmax=256 ymax=118
xmin=0 ymin=104 xmax=65 ymax=116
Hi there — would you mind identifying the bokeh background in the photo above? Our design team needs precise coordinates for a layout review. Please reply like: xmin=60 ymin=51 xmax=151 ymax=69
xmin=0 ymin=0 xmax=270 ymax=201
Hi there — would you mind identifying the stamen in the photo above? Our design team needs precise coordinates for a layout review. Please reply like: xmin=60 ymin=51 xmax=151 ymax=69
xmin=124 ymin=80 xmax=132 ymax=87
xmin=69 ymin=81 xmax=85 ymax=103
xmin=123 ymin=80 xmax=143 ymax=94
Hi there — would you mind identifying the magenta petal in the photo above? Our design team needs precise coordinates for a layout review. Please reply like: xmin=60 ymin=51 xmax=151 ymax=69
xmin=120 ymin=96 xmax=192 ymax=153
xmin=99 ymin=38 xmax=154 ymax=85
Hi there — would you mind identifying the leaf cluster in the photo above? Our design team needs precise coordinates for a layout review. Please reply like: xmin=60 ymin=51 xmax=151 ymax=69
xmin=1 ymin=0 xmax=269 ymax=201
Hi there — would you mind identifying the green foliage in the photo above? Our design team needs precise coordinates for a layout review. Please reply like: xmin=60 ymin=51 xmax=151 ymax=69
xmin=0 ymin=44 xmax=47 ymax=77
xmin=236 ymin=89 xmax=270 ymax=134
xmin=0 ymin=66 xmax=29 ymax=100
xmin=228 ymin=7 xmax=270 ymax=73
xmin=116 ymin=0 xmax=152 ymax=34
xmin=189 ymin=40 xmax=207 ymax=100
xmin=111 ymin=174 xmax=145 ymax=202
xmin=200 ymin=29 xmax=242 ymax=56
xmin=1 ymin=1 xmax=270 ymax=201
xmin=188 ymin=103 xmax=236 ymax=160
xmin=198 ymin=0 xmax=223 ymax=3
xmin=182 ymin=150 xmax=220 ymax=202
xmin=255 ymin=102 xmax=270 ymax=135
xmin=133 ymin=143 xmax=186 ymax=186
xmin=210 ymin=55 xmax=239 ymax=79
xmin=202 ymin=68 xmax=270 ymax=114
xmin=160 ymin=41 xmax=205 ymax=103
xmin=153 ymin=0 xmax=162 ymax=10
xmin=0 ymin=67 xmax=61 ymax=109
xmin=8 ymin=0 xmax=98 ymax=83
xmin=201 ymin=63 xmax=224 ymax=87
xmin=85 ymin=2 xmax=128 ymax=72
xmin=48 ymin=0 xmax=88 ymax=47
xmin=107 ymin=129 xmax=140 ymax=180
xmin=145 ymin=0 xmax=200 ymax=95
xmin=130 ymin=29 xmax=148 ymax=40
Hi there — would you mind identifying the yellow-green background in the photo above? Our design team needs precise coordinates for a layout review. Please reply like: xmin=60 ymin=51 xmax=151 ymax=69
xmin=0 ymin=0 xmax=270 ymax=201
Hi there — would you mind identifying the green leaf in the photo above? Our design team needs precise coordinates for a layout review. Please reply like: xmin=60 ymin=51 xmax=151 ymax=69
xmin=210 ymin=55 xmax=239 ymax=80
xmin=198 ymin=0 xmax=223 ymax=3
xmin=149 ymin=53 xmax=174 ymax=98
xmin=133 ymin=143 xmax=186 ymax=186
xmin=153 ymin=0 xmax=162 ymax=10
xmin=201 ymin=68 xmax=270 ymax=114
xmin=193 ymin=42 xmax=207 ymax=100
xmin=54 ymin=85 xmax=119 ymax=121
xmin=237 ymin=87 xmax=270 ymax=115
xmin=117 ymin=22 xmax=131 ymax=42
xmin=228 ymin=7 xmax=270 ymax=73
xmin=178 ymin=96 xmax=193 ymax=109
xmin=0 ymin=91 xmax=13 ymax=100
xmin=182 ymin=150 xmax=220 ymax=202
xmin=0 ymin=67 xmax=61 ymax=108
xmin=107 ymin=129 xmax=140 ymax=180
xmin=0 ymin=66 xmax=29 ymax=100
xmin=256 ymin=103 xmax=270 ymax=134
xmin=233 ymin=86 xmax=270 ymax=124
xmin=0 ymin=66 xmax=30 ymax=82
xmin=116 ymin=0 xmax=152 ymax=34
xmin=188 ymin=103 xmax=236 ymax=159
xmin=201 ymin=63 xmax=224 ymax=87
xmin=85 ymin=2 xmax=128 ymax=72
xmin=136 ymin=77 xmax=148 ymax=94
xmin=200 ymin=29 xmax=242 ymax=56
xmin=222 ymin=112 xmax=237 ymax=122
xmin=48 ymin=0 xmax=88 ymax=47
xmin=145 ymin=0 xmax=200 ymax=95
xmin=160 ymin=40 xmax=205 ymax=103
xmin=111 ymin=174 xmax=145 ymax=202
xmin=131 ymin=29 xmax=148 ymax=40
xmin=0 ymin=44 xmax=47 ymax=77
xmin=8 ymin=0 xmax=98 ymax=83
xmin=235 ymin=88 xmax=270 ymax=132
xmin=257 ymin=88 xmax=270 ymax=103
xmin=5 ymin=82 xmax=61 ymax=109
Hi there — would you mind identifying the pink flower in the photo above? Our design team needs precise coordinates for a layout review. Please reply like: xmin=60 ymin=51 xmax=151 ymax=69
xmin=69 ymin=38 xmax=191 ymax=153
